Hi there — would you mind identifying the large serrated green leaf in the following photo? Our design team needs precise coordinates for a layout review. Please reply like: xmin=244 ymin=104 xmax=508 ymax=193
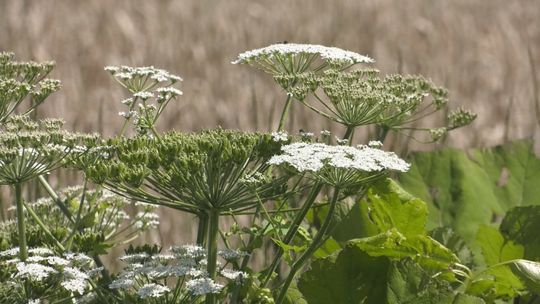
xmin=298 ymin=245 xmax=476 ymax=304
xmin=349 ymin=228 xmax=459 ymax=272
xmin=331 ymin=178 xmax=428 ymax=243
xmin=398 ymin=140 xmax=540 ymax=261
xmin=469 ymin=225 xmax=525 ymax=299
xmin=500 ymin=206 xmax=540 ymax=260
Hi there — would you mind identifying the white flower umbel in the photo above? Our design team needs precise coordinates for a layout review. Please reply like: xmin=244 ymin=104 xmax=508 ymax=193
xmin=137 ymin=283 xmax=170 ymax=299
xmin=186 ymin=277 xmax=223 ymax=296
xmin=15 ymin=262 xmax=57 ymax=281
xmin=268 ymin=142 xmax=409 ymax=187
xmin=271 ymin=131 xmax=289 ymax=142
xmin=233 ymin=43 xmax=374 ymax=65
xmin=220 ymin=268 xmax=248 ymax=281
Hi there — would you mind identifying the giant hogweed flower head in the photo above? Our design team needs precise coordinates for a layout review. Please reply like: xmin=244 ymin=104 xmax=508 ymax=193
xmin=0 ymin=52 xmax=60 ymax=123
xmin=0 ymin=247 xmax=99 ymax=298
xmin=110 ymin=244 xmax=244 ymax=301
xmin=0 ymin=115 xmax=100 ymax=185
xmin=268 ymin=142 xmax=409 ymax=188
xmin=233 ymin=43 xmax=373 ymax=91
xmin=105 ymin=65 xmax=183 ymax=135
xmin=85 ymin=130 xmax=289 ymax=214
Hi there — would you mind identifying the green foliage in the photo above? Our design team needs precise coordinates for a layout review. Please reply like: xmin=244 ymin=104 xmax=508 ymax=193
xmin=398 ymin=140 xmax=540 ymax=261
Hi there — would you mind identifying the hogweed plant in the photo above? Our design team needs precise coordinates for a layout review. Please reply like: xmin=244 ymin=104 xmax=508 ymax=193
xmin=232 ymin=43 xmax=374 ymax=131
xmin=8 ymin=43 xmax=534 ymax=304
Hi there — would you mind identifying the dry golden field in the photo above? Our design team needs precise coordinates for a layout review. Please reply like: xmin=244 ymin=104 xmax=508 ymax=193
xmin=1 ymin=0 xmax=540 ymax=261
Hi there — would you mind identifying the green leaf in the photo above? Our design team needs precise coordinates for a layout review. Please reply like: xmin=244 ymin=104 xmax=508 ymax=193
xmin=313 ymin=237 xmax=342 ymax=258
xmin=510 ymin=260 xmax=540 ymax=295
xmin=331 ymin=178 xmax=428 ymax=243
xmin=298 ymin=245 xmax=390 ymax=304
xmin=367 ymin=184 xmax=428 ymax=236
xmin=430 ymin=227 xmax=473 ymax=266
xmin=331 ymin=198 xmax=379 ymax=242
xmin=387 ymin=260 xmax=457 ymax=304
xmin=469 ymin=226 xmax=525 ymax=299
xmin=451 ymin=294 xmax=486 ymax=304
xmin=299 ymin=245 xmax=474 ymax=304
xmin=476 ymin=225 xmax=523 ymax=265
xmin=350 ymin=228 xmax=459 ymax=272
xmin=282 ymin=283 xmax=308 ymax=304
xmin=500 ymin=206 xmax=540 ymax=260
xmin=398 ymin=140 xmax=540 ymax=262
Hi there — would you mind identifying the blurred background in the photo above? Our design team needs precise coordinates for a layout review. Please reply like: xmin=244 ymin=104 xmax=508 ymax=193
xmin=1 ymin=0 xmax=539 ymax=261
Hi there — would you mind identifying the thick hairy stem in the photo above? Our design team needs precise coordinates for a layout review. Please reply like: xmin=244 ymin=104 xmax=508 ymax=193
xmin=277 ymin=93 xmax=294 ymax=132
xmin=205 ymin=210 xmax=220 ymax=304
xmin=260 ymin=183 xmax=323 ymax=288
xmin=15 ymin=183 xmax=28 ymax=261
xmin=276 ymin=188 xmax=340 ymax=304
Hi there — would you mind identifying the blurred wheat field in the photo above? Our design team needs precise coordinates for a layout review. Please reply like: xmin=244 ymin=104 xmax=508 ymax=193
xmin=1 ymin=0 xmax=540 ymax=263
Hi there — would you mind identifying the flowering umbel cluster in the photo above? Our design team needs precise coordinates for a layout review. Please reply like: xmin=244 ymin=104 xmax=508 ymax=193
xmin=85 ymin=130 xmax=289 ymax=214
xmin=106 ymin=244 xmax=247 ymax=303
xmin=0 ymin=247 xmax=101 ymax=302
xmin=0 ymin=115 xmax=100 ymax=185
xmin=0 ymin=52 xmax=60 ymax=123
xmin=268 ymin=142 xmax=409 ymax=188
xmin=105 ymin=65 xmax=183 ymax=136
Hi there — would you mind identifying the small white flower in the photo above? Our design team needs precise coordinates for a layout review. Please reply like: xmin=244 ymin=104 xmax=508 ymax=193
xmin=320 ymin=130 xmax=331 ymax=137
xmin=133 ymin=91 xmax=154 ymax=100
xmin=156 ymin=87 xmax=183 ymax=96
xmin=220 ymin=268 xmax=248 ymax=281
xmin=137 ymin=283 xmax=170 ymax=299
xmin=271 ymin=131 xmax=288 ymax=142
xmin=62 ymin=278 xmax=87 ymax=294
xmin=15 ymin=262 xmax=57 ymax=281
xmin=120 ymin=253 xmax=150 ymax=264
xmin=28 ymin=247 xmax=54 ymax=256
xmin=218 ymin=249 xmax=249 ymax=261
xmin=368 ymin=140 xmax=383 ymax=147
xmin=186 ymin=277 xmax=223 ymax=295
xmin=46 ymin=256 xmax=70 ymax=266
xmin=109 ymin=277 xmax=134 ymax=289
xmin=27 ymin=300 xmax=40 ymax=304
xmin=171 ymin=244 xmax=206 ymax=259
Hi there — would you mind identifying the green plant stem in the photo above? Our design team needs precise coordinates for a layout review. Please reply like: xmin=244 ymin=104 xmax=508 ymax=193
xmin=343 ymin=125 xmax=355 ymax=144
xmin=15 ymin=183 xmax=28 ymax=261
xmin=205 ymin=210 xmax=220 ymax=304
xmin=38 ymin=175 xmax=73 ymax=222
xmin=376 ymin=125 xmax=389 ymax=143
xmin=276 ymin=187 xmax=341 ymax=304
xmin=22 ymin=201 xmax=65 ymax=251
xmin=277 ymin=93 xmax=294 ymax=131
xmin=260 ymin=183 xmax=324 ymax=288
xmin=196 ymin=213 xmax=208 ymax=246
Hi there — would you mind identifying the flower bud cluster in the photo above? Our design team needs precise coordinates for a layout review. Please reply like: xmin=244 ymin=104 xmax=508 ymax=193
xmin=85 ymin=130 xmax=288 ymax=214
xmin=0 ymin=116 xmax=100 ymax=185
xmin=0 ymin=52 xmax=59 ymax=122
